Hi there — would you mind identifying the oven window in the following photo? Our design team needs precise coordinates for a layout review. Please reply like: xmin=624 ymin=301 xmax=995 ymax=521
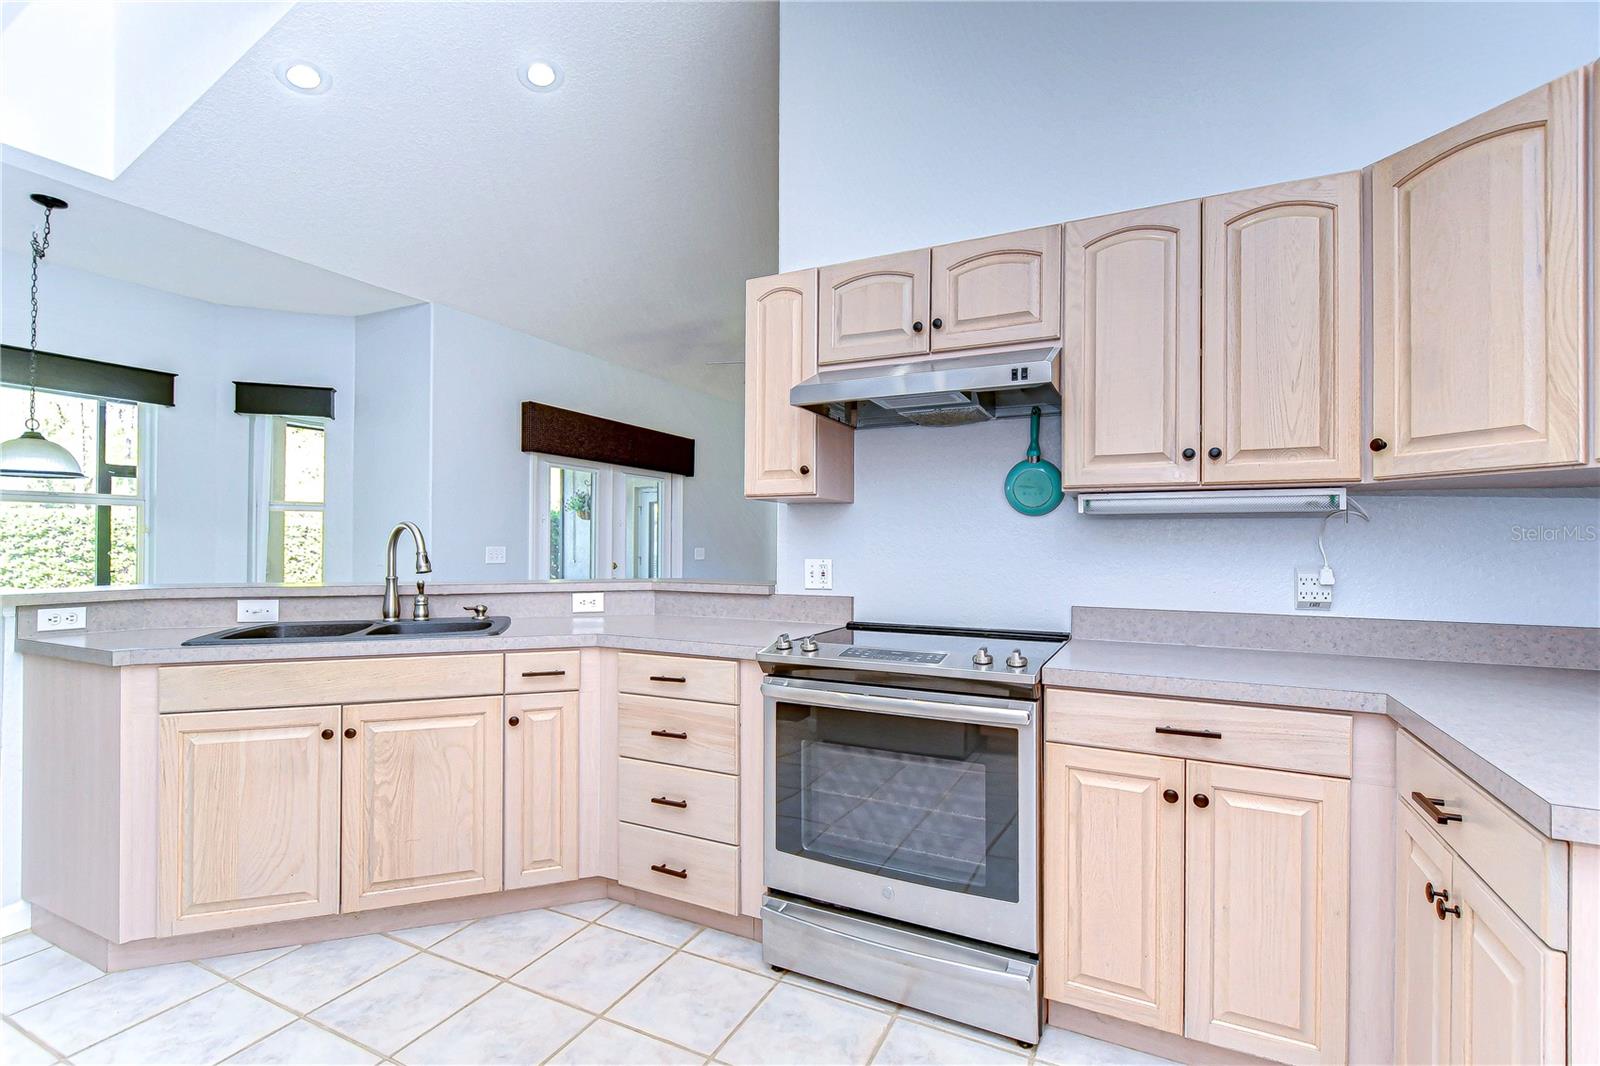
xmin=773 ymin=701 xmax=1020 ymax=902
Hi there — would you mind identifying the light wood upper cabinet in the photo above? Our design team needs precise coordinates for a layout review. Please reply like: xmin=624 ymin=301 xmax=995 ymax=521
xmin=1184 ymin=761 xmax=1349 ymax=1065
xmin=341 ymin=696 xmax=503 ymax=912
xmin=1371 ymin=69 xmax=1587 ymax=478
xmin=1044 ymin=744 xmax=1184 ymax=1034
xmin=1450 ymin=859 xmax=1567 ymax=1065
xmin=1201 ymin=173 xmax=1362 ymax=484
xmin=930 ymin=226 xmax=1061 ymax=351
xmin=158 ymin=706 xmax=341 ymax=936
xmin=1396 ymin=800 xmax=1454 ymax=1066
xmin=818 ymin=250 xmax=931 ymax=365
xmin=744 ymin=270 xmax=853 ymax=502
xmin=504 ymin=692 xmax=579 ymax=889
xmin=1061 ymin=201 xmax=1202 ymax=488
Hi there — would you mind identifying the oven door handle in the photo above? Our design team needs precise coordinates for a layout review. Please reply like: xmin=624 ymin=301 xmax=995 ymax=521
xmin=761 ymin=680 xmax=1032 ymax=728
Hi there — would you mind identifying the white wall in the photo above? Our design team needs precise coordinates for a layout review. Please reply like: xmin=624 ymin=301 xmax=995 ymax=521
xmin=428 ymin=305 xmax=775 ymax=583
xmin=0 ymin=254 xmax=358 ymax=583
xmin=352 ymin=303 xmax=434 ymax=579
xmin=776 ymin=1 xmax=1600 ymax=628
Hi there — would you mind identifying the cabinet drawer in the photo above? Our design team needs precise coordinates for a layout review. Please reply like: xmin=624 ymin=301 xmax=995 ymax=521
xmin=158 ymin=654 xmax=502 ymax=712
xmin=617 ymin=652 xmax=738 ymax=704
xmin=618 ymin=758 xmax=738 ymax=844
xmin=616 ymin=823 xmax=739 ymax=914
xmin=505 ymin=651 xmax=580 ymax=693
xmin=1045 ymin=689 xmax=1352 ymax=777
xmin=1397 ymin=731 xmax=1568 ymax=948
xmin=618 ymin=694 xmax=738 ymax=774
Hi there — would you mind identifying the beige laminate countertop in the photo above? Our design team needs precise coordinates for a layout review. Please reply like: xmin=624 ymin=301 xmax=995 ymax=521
xmin=13 ymin=614 xmax=805 ymax=668
xmin=1043 ymin=639 xmax=1600 ymax=845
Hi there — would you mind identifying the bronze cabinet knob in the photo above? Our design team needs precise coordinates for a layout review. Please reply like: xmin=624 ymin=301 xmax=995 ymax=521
xmin=799 ymin=465 xmax=811 ymax=475
xmin=1163 ymin=789 xmax=1180 ymax=804
xmin=1181 ymin=448 xmax=1196 ymax=461
xmin=1370 ymin=438 xmax=1389 ymax=452
xmin=1436 ymin=899 xmax=1461 ymax=920
xmin=912 ymin=321 xmax=924 ymax=333
xmin=1424 ymin=881 xmax=1448 ymax=904
xmin=931 ymin=318 xmax=943 ymax=329
xmin=343 ymin=727 xmax=357 ymax=739
xmin=321 ymin=728 xmax=335 ymax=741
xmin=508 ymin=716 xmax=520 ymax=727
xmin=1207 ymin=447 xmax=1222 ymax=460
xmin=1192 ymin=793 xmax=1210 ymax=808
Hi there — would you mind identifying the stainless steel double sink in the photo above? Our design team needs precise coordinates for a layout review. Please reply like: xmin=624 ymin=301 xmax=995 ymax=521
xmin=181 ymin=616 xmax=511 ymax=646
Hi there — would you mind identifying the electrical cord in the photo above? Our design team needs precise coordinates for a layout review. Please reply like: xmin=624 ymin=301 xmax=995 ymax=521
xmin=1318 ymin=498 xmax=1371 ymax=572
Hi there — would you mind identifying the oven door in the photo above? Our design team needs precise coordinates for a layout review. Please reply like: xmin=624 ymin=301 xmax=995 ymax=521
xmin=762 ymin=675 xmax=1038 ymax=953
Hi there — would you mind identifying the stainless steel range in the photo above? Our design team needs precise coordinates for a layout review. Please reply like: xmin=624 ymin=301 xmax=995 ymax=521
xmin=756 ymin=621 xmax=1069 ymax=1046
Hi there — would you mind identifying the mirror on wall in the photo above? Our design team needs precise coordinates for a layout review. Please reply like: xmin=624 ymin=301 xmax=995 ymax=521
xmin=0 ymin=173 xmax=777 ymax=592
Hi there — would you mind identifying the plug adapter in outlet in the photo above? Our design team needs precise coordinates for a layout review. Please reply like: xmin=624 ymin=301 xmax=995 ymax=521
xmin=1295 ymin=569 xmax=1334 ymax=610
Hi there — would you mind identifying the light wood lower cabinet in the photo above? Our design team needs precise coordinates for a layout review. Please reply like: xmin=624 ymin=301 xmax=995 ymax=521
xmin=158 ymin=706 xmax=341 ymax=936
xmin=504 ymin=692 xmax=579 ymax=889
xmin=1044 ymin=744 xmax=1349 ymax=1065
xmin=1395 ymin=800 xmax=1567 ymax=1065
xmin=340 ymin=696 xmax=503 ymax=912
xmin=1184 ymin=761 xmax=1349 ymax=1065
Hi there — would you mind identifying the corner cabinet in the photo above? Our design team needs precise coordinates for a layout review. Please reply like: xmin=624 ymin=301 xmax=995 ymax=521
xmin=1371 ymin=68 xmax=1587 ymax=478
xmin=744 ymin=269 xmax=853 ymax=502
xmin=1060 ymin=200 xmax=1202 ymax=488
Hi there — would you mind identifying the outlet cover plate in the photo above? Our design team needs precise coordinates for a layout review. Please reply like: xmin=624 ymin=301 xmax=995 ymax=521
xmin=804 ymin=558 xmax=833 ymax=591
xmin=1295 ymin=570 xmax=1333 ymax=610
xmin=37 ymin=605 xmax=86 ymax=631
xmin=485 ymin=546 xmax=507 ymax=564
xmin=237 ymin=599 xmax=280 ymax=623
xmin=573 ymin=592 xmax=604 ymax=613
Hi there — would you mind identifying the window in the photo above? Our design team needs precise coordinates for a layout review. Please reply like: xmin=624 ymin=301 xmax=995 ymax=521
xmin=0 ymin=385 xmax=149 ymax=589
xmin=533 ymin=457 xmax=679 ymax=580
xmin=250 ymin=416 xmax=326 ymax=584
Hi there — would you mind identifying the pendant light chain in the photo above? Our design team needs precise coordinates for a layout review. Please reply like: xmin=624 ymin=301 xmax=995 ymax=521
xmin=25 ymin=204 xmax=54 ymax=432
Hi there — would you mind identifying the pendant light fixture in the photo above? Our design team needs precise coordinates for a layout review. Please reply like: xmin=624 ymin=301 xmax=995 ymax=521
xmin=2 ymin=193 xmax=85 ymax=479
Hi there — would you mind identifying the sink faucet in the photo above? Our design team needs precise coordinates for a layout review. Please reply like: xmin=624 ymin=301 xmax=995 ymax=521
xmin=383 ymin=522 xmax=432 ymax=621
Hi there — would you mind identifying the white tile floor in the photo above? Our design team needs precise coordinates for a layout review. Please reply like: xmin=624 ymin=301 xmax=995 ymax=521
xmin=1 ymin=902 xmax=1175 ymax=1065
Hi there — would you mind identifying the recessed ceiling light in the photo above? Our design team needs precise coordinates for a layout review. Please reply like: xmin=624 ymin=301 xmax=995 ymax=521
xmin=521 ymin=60 xmax=561 ymax=92
xmin=276 ymin=61 xmax=329 ymax=94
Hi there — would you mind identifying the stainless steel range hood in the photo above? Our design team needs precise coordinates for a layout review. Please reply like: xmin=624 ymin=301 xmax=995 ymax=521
xmin=790 ymin=345 xmax=1060 ymax=428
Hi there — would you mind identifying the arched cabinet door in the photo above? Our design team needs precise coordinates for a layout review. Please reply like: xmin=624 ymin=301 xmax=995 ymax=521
xmin=1371 ymin=69 xmax=1586 ymax=479
xmin=818 ymin=250 xmax=931 ymax=365
xmin=1200 ymin=172 xmax=1362 ymax=485
xmin=1060 ymin=200 xmax=1202 ymax=489
xmin=930 ymin=226 xmax=1061 ymax=352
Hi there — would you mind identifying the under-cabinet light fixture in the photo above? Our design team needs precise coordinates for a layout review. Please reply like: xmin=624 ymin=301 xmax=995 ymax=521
xmin=1076 ymin=488 xmax=1348 ymax=517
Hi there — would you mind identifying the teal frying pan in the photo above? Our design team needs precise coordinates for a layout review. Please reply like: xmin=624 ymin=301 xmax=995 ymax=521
xmin=1004 ymin=407 xmax=1063 ymax=516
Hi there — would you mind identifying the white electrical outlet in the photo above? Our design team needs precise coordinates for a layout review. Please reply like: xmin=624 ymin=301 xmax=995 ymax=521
xmin=485 ymin=546 xmax=507 ymax=564
xmin=237 ymin=599 xmax=280 ymax=623
xmin=37 ymin=605 xmax=86 ymax=631
xmin=1295 ymin=569 xmax=1334 ymax=610
xmin=694 ymin=547 xmax=706 ymax=561
xmin=572 ymin=592 xmax=604 ymax=613
xmin=804 ymin=558 xmax=833 ymax=590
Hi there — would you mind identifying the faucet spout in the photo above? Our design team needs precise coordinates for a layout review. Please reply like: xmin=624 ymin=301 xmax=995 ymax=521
xmin=383 ymin=522 xmax=432 ymax=621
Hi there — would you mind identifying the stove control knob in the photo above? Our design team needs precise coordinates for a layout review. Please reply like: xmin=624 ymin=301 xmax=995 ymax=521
xmin=774 ymin=633 xmax=793 ymax=651
xmin=1006 ymin=648 xmax=1028 ymax=669
xmin=799 ymin=635 xmax=819 ymax=654
xmin=972 ymin=646 xmax=994 ymax=667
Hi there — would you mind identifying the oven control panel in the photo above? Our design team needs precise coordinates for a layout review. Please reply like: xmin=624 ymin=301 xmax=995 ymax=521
xmin=839 ymin=646 xmax=948 ymax=665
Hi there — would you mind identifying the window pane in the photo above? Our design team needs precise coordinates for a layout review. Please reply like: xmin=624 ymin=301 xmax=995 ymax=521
xmin=0 ymin=387 xmax=97 ymax=493
xmin=279 ymin=423 xmax=325 ymax=504
xmin=268 ymin=509 xmax=324 ymax=584
xmin=104 ymin=401 xmax=139 ymax=466
xmin=547 ymin=466 xmax=595 ymax=579
xmin=0 ymin=501 xmax=98 ymax=588
xmin=624 ymin=475 xmax=663 ymax=579
xmin=110 ymin=505 xmax=140 ymax=584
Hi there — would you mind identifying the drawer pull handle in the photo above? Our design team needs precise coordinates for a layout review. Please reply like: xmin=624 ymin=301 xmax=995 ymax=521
xmin=650 ymin=729 xmax=689 ymax=740
xmin=650 ymin=862 xmax=688 ymax=879
xmin=521 ymin=669 xmax=566 ymax=678
xmin=1436 ymin=899 xmax=1461 ymax=920
xmin=1155 ymin=726 xmax=1222 ymax=740
xmin=649 ymin=675 xmax=688 ymax=683
xmin=1411 ymin=791 xmax=1462 ymax=825
xmin=1424 ymin=881 xmax=1448 ymax=904
xmin=650 ymin=796 xmax=689 ymax=809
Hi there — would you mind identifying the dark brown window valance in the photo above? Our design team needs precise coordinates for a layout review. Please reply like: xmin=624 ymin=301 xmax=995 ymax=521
xmin=234 ymin=381 xmax=336 ymax=420
xmin=520 ymin=402 xmax=694 ymax=477
xmin=1 ymin=346 xmax=176 ymax=406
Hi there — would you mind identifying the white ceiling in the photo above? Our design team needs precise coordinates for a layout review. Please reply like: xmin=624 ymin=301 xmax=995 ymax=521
xmin=1 ymin=163 xmax=417 ymax=316
xmin=6 ymin=2 xmax=778 ymax=398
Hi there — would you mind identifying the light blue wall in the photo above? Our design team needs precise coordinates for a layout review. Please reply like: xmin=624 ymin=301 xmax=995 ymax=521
xmin=427 ymin=305 xmax=775 ymax=583
xmin=776 ymin=1 xmax=1600 ymax=628
xmin=352 ymin=303 xmax=434 ymax=579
